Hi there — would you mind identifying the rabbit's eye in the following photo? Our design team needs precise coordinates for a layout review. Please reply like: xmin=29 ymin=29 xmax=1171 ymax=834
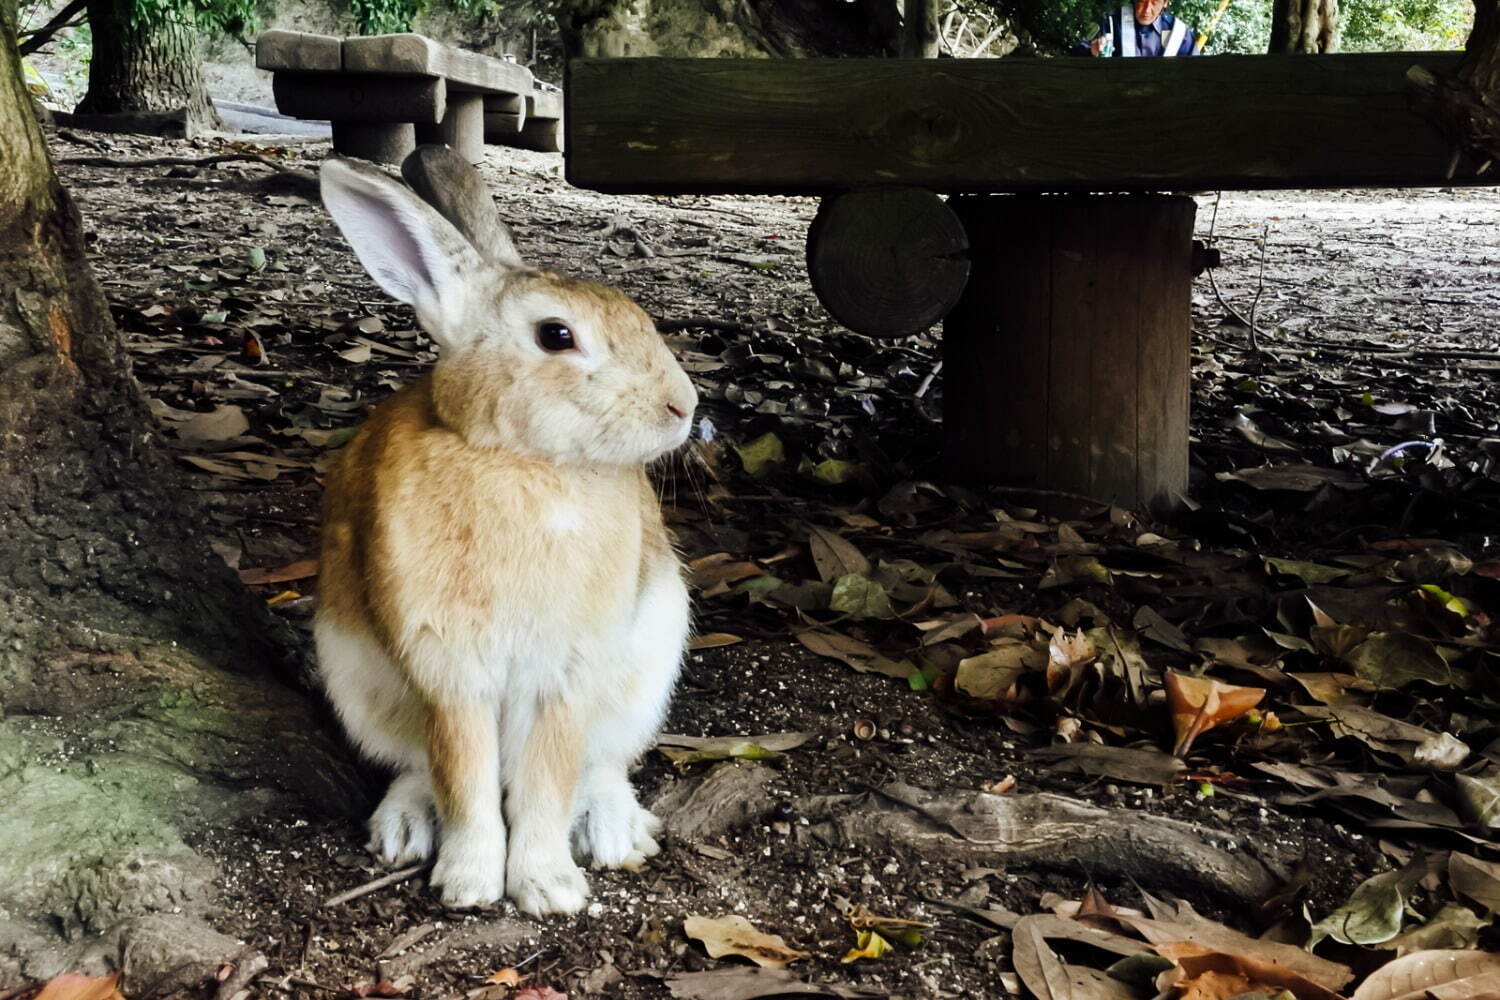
xmin=536 ymin=321 xmax=576 ymax=352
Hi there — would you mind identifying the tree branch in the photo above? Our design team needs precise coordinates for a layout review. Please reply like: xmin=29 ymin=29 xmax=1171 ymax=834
xmin=17 ymin=0 xmax=88 ymax=56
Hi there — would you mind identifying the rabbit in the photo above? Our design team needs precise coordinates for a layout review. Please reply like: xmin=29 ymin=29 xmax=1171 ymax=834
xmin=313 ymin=146 xmax=697 ymax=917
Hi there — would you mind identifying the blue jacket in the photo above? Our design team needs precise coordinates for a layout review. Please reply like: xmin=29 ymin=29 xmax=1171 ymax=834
xmin=1074 ymin=9 xmax=1199 ymax=57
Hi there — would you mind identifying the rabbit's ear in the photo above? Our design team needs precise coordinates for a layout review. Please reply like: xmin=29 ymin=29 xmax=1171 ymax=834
xmin=320 ymin=157 xmax=486 ymax=342
xmin=401 ymin=145 xmax=524 ymax=269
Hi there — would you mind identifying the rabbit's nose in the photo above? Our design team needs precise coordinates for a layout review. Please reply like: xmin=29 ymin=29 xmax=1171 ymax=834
xmin=666 ymin=402 xmax=688 ymax=420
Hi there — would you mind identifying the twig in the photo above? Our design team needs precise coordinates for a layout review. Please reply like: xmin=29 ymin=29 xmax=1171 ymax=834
xmin=1246 ymin=222 xmax=1270 ymax=353
xmin=914 ymin=360 xmax=942 ymax=399
xmin=322 ymin=863 xmax=423 ymax=907
xmin=56 ymin=153 xmax=290 ymax=170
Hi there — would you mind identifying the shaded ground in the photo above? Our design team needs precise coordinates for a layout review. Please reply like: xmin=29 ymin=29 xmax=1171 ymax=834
xmin=36 ymin=125 xmax=1500 ymax=999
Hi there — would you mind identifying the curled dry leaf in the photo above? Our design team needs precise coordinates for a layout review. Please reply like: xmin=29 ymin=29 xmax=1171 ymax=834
xmin=1349 ymin=949 xmax=1500 ymax=1000
xmin=684 ymin=914 xmax=810 ymax=970
xmin=1154 ymin=941 xmax=1345 ymax=1000
xmin=956 ymin=641 xmax=1043 ymax=700
xmin=1164 ymin=673 xmax=1265 ymax=757
xmin=35 ymin=973 xmax=126 ymax=1000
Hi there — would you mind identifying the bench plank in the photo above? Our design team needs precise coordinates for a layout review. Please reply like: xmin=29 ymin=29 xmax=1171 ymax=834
xmin=255 ymin=29 xmax=342 ymax=73
xmin=273 ymin=71 xmax=446 ymax=124
xmin=343 ymin=33 xmax=534 ymax=96
xmin=566 ymin=53 xmax=1475 ymax=194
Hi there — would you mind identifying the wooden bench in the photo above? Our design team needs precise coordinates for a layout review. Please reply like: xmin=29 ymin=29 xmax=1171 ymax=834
xmin=255 ymin=30 xmax=563 ymax=164
xmin=565 ymin=53 xmax=1486 ymax=509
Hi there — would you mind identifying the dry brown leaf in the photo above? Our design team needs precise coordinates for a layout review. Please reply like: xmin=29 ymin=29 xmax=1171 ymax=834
xmin=1350 ymin=949 xmax=1500 ymax=1000
xmin=806 ymin=525 xmax=869 ymax=583
xmin=35 ymin=973 xmax=126 ymax=1000
xmin=685 ymin=914 xmax=809 ymax=969
xmin=485 ymin=969 xmax=522 ymax=988
xmin=238 ymin=557 xmax=319 ymax=585
xmin=1164 ymin=673 xmax=1265 ymax=756
xmin=1110 ymin=913 xmax=1351 ymax=991
xmin=794 ymin=629 xmax=911 ymax=679
xmin=1174 ymin=970 xmax=1264 ymax=1000
xmin=689 ymin=633 xmax=744 ymax=650
xmin=956 ymin=641 xmax=1043 ymax=700
xmin=689 ymin=553 xmax=765 ymax=593
xmin=1155 ymin=941 xmax=1344 ymax=1000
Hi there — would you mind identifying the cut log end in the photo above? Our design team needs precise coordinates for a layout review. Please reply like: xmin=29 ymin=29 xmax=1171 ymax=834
xmin=807 ymin=187 xmax=970 ymax=339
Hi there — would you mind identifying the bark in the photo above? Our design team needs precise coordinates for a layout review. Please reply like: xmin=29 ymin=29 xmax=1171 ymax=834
xmin=0 ymin=0 xmax=356 ymax=984
xmin=1269 ymin=0 xmax=1340 ymax=53
xmin=555 ymin=0 xmax=902 ymax=59
xmin=74 ymin=0 xmax=224 ymax=135
xmin=1411 ymin=1 xmax=1500 ymax=170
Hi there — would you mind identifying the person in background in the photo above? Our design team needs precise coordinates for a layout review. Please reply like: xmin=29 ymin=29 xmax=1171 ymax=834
xmin=1076 ymin=0 xmax=1198 ymax=57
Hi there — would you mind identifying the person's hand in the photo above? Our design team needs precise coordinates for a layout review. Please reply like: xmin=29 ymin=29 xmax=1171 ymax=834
xmin=1090 ymin=36 xmax=1105 ymax=56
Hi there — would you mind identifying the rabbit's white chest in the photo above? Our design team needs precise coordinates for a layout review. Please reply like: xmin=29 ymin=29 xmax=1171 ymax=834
xmin=543 ymin=502 xmax=586 ymax=536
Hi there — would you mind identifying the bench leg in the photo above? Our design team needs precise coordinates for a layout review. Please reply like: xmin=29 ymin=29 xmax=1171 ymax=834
xmin=417 ymin=92 xmax=485 ymax=164
xmin=942 ymin=195 xmax=1196 ymax=511
xmin=330 ymin=121 xmax=416 ymax=165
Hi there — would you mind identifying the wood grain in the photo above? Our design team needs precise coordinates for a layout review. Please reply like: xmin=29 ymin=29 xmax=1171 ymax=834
xmin=566 ymin=53 xmax=1476 ymax=194
xmin=943 ymin=196 xmax=1193 ymax=510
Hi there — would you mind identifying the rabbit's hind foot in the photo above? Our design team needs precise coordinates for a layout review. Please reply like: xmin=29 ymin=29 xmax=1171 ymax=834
xmin=367 ymin=769 xmax=436 ymax=866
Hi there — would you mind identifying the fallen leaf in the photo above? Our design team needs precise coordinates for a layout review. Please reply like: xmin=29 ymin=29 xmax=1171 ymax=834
xmin=1344 ymin=632 xmax=1453 ymax=689
xmin=1308 ymin=856 xmax=1426 ymax=948
xmin=664 ymin=967 xmax=882 ymax=999
xmin=1264 ymin=556 xmax=1352 ymax=584
xmin=238 ymin=558 xmax=318 ymax=586
xmin=688 ymin=633 xmax=744 ymax=650
xmin=1411 ymin=731 xmax=1469 ymax=770
xmin=684 ymin=914 xmax=809 ymax=969
xmin=656 ymin=732 xmax=812 ymax=769
xmin=484 ymin=969 xmax=522 ymax=987
xmin=1010 ymin=916 xmax=1137 ymax=1000
xmin=795 ymin=629 xmax=913 ymax=680
xmin=512 ymin=988 xmax=567 ymax=1000
xmin=956 ymin=642 xmax=1043 ymax=700
xmin=1455 ymin=770 xmax=1500 ymax=828
xmin=1164 ymin=673 xmax=1265 ymax=756
xmin=1109 ymin=913 xmax=1351 ymax=991
xmin=839 ymin=930 xmax=890 ymax=963
xmin=1449 ymin=851 xmax=1500 ymax=912
xmin=35 ymin=973 xmax=126 ymax=1000
xmin=150 ymin=400 xmax=251 ymax=442
xmin=1349 ymin=949 xmax=1500 ymax=1000
xmin=1029 ymin=743 xmax=1184 ymax=786
xmin=734 ymin=433 xmax=785 ymax=478
xmin=1384 ymin=903 xmax=1487 ymax=954
xmin=806 ymin=525 xmax=870 ymax=582
xmin=828 ymin=573 xmax=892 ymax=619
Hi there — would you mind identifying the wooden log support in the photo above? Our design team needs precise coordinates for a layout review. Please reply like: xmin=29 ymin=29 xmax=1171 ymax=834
xmin=272 ymin=72 xmax=446 ymax=124
xmin=942 ymin=195 xmax=1195 ymax=511
xmin=417 ymin=92 xmax=486 ymax=164
xmin=806 ymin=188 xmax=969 ymax=338
xmin=565 ymin=53 xmax=1477 ymax=194
xmin=331 ymin=122 xmax=416 ymax=164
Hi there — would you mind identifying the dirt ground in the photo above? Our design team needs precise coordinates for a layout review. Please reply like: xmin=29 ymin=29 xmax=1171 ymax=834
xmin=44 ymin=125 xmax=1500 ymax=1000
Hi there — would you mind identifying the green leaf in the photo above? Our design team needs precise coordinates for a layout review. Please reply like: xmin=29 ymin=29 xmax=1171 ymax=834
xmin=800 ymin=457 xmax=862 ymax=484
xmin=1419 ymin=583 xmax=1472 ymax=617
xmin=246 ymin=246 xmax=267 ymax=271
xmin=1345 ymin=632 xmax=1453 ymax=688
xmin=733 ymin=432 xmax=785 ymax=478
xmin=841 ymin=930 xmax=891 ymax=963
xmin=1263 ymin=556 xmax=1351 ymax=584
xmin=1308 ymin=857 xmax=1425 ymax=948
xmin=1386 ymin=903 xmax=1487 ymax=954
xmin=829 ymin=574 xmax=893 ymax=619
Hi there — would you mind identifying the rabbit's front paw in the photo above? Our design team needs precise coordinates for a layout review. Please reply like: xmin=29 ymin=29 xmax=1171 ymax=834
xmin=508 ymin=851 xmax=589 ymax=917
xmin=573 ymin=792 xmax=662 ymax=871
xmin=367 ymin=772 xmax=435 ymax=865
xmin=431 ymin=826 xmax=506 ymax=908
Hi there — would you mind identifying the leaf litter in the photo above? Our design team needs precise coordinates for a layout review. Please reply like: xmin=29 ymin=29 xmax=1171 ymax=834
xmin=50 ymin=126 xmax=1500 ymax=1000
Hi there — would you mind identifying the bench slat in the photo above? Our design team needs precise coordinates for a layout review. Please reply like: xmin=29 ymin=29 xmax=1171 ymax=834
xmin=566 ymin=53 xmax=1476 ymax=194
xmin=343 ymin=33 xmax=534 ymax=97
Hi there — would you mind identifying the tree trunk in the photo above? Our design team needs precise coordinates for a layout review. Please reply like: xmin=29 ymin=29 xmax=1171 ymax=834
xmin=74 ymin=0 xmax=224 ymax=135
xmin=555 ymin=0 xmax=902 ymax=59
xmin=0 ymin=0 xmax=354 ymax=985
xmin=1410 ymin=1 xmax=1500 ymax=169
xmin=1269 ymin=0 xmax=1339 ymax=53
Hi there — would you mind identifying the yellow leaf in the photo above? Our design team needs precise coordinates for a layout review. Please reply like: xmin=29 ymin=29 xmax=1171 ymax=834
xmin=841 ymin=930 xmax=892 ymax=963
